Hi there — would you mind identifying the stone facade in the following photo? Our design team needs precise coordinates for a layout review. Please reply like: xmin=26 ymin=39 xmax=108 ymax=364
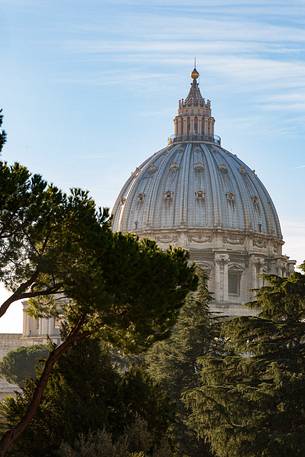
xmin=0 ymin=306 xmax=61 ymax=399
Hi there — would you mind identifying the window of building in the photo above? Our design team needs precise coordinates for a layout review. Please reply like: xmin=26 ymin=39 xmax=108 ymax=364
xmin=228 ymin=269 xmax=241 ymax=295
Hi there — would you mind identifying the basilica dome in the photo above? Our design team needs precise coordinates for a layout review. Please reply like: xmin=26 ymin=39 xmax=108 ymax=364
xmin=111 ymin=141 xmax=281 ymax=239
xmin=112 ymin=67 xmax=294 ymax=315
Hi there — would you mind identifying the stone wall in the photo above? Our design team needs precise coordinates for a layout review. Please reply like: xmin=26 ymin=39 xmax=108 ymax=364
xmin=0 ymin=333 xmax=51 ymax=400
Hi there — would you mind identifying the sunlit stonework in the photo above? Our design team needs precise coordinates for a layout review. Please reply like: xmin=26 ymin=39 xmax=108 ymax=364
xmin=112 ymin=67 xmax=295 ymax=315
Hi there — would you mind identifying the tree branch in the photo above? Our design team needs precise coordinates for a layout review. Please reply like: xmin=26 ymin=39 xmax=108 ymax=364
xmin=0 ymin=271 xmax=39 ymax=318
xmin=0 ymin=314 xmax=87 ymax=456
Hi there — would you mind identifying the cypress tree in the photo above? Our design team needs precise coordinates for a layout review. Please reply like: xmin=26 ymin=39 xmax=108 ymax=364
xmin=146 ymin=271 xmax=218 ymax=457
xmin=185 ymin=267 xmax=305 ymax=457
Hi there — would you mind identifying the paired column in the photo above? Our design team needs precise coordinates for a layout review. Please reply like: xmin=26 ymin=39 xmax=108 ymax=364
xmin=215 ymin=253 xmax=230 ymax=303
xmin=251 ymin=256 xmax=265 ymax=290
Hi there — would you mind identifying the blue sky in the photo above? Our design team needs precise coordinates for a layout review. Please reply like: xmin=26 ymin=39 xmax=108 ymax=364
xmin=1 ymin=0 xmax=305 ymax=332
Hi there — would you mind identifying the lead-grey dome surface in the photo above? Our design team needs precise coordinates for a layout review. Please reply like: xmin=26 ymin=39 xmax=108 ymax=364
xmin=112 ymin=141 xmax=282 ymax=239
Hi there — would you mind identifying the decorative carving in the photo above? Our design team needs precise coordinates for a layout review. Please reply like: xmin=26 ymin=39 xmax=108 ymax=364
xmin=229 ymin=263 xmax=244 ymax=272
xmin=215 ymin=253 xmax=230 ymax=264
xmin=164 ymin=190 xmax=173 ymax=201
xmin=252 ymin=256 xmax=265 ymax=266
xmin=147 ymin=164 xmax=157 ymax=174
xmin=218 ymin=164 xmax=228 ymax=173
xmin=226 ymin=192 xmax=235 ymax=203
xmin=190 ymin=235 xmax=211 ymax=243
xmin=155 ymin=234 xmax=178 ymax=243
xmin=170 ymin=162 xmax=179 ymax=172
xmin=195 ymin=190 xmax=205 ymax=200
xmin=223 ymin=236 xmax=244 ymax=245
xmin=194 ymin=162 xmax=205 ymax=171
xmin=253 ymin=238 xmax=267 ymax=248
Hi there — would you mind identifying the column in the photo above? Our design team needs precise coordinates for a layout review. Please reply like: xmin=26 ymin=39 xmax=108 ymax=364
xmin=204 ymin=117 xmax=208 ymax=136
xmin=178 ymin=117 xmax=183 ymax=136
xmin=190 ymin=116 xmax=194 ymax=135
xmin=251 ymin=256 xmax=265 ymax=290
xmin=22 ymin=303 xmax=30 ymax=336
xmin=48 ymin=317 xmax=55 ymax=336
xmin=215 ymin=253 xmax=230 ymax=303
xmin=197 ymin=116 xmax=202 ymax=134
xmin=174 ymin=117 xmax=178 ymax=136
xmin=183 ymin=117 xmax=187 ymax=136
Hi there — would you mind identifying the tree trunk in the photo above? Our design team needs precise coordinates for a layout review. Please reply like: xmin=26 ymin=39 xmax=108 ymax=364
xmin=0 ymin=315 xmax=86 ymax=456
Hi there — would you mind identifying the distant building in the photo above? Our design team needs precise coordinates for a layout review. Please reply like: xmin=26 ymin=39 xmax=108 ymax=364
xmin=0 ymin=305 xmax=61 ymax=399
xmin=112 ymin=66 xmax=296 ymax=316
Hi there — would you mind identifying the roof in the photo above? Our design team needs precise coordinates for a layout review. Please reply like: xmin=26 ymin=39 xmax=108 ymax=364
xmin=112 ymin=141 xmax=282 ymax=239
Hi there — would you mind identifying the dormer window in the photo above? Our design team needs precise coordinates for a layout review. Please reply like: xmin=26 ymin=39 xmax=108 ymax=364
xmin=195 ymin=190 xmax=205 ymax=200
xmin=137 ymin=193 xmax=145 ymax=202
xmin=164 ymin=191 xmax=173 ymax=201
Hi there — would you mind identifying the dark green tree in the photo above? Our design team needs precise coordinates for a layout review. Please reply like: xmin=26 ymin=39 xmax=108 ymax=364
xmin=0 ymin=346 xmax=49 ymax=388
xmin=2 ymin=340 xmax=172 ymax=457
xmin=0 ymin=156 xmax=197 ymax=455
xmin=146 ymin=272 xmax=217 ymax=457
xmin=185 ymin=267 xmax=305 ymax=457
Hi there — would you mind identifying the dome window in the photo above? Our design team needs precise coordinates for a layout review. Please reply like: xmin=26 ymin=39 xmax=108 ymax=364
xmin=194 ymin=162 xmax=205 ymax=171
xmin=137 ymin=193 xmax=145 ymax=203
xmin=195 ymin=190 xmax=205 ymax=200
xmin=219 ymin=164 xmax=228 ymax=173
xmin=164 ymin=191 xmax=174 ymax=201
xmin=226 ymin=192 xmax=235 ymax=203
xmin=251 ymin=196 xmax=260 ymax=212
xmin=239 ymin=166 xmax=247 ymax=175
xmin=170 ymin=162 xmax=179 ymax=172
xmin=120 ymin=197 xmax=126 ymax=205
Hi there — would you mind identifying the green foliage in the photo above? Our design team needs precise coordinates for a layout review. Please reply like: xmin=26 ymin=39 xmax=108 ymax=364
xmin=0 ymin=157 xmax=196 ymax=453
xmin=185 ymin=269 xmax=305 ymax=457
xmin=0 ymin=345 xmax=49 ymax=387
xmin=0 ymin=159 xmax=196 ymax=351
xmin=58 ymin=417 xmax=172 ymax=457
xmin=146 ymin=272 xmax=217 ymax=457
xmin=2 ymin=339 xmax=172 ymax=457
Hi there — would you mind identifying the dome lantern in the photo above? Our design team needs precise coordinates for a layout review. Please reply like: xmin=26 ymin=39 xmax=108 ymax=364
xmin=171 ymin=66 xmax=217 ymax=145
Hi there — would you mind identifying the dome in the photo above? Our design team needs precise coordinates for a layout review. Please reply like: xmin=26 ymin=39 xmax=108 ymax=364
xmin=112 ymin=66 xmax=294 ymax=316
xmin=112 ymin=141 xmax=282 ymax=239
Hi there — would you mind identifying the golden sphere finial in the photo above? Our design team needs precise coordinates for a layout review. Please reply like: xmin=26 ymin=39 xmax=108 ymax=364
xmin=191 ymin=68 xmax=199 ymax=80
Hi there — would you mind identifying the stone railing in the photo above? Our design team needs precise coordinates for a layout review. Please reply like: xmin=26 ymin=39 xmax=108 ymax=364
xmin=168 ymin=134 xmax=221 ymax=145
